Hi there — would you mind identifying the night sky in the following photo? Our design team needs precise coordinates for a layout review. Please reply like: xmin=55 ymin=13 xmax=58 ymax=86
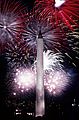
xmin=0 ymin=0 xmax=79 ymax=120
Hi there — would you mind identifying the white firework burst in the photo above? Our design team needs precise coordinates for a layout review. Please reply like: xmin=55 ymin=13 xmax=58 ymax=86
xmin=44 ymin=69 xmax=70 ymax=96
xmin=0 ymin=0 xmax=26 ymax=43
xmin=34 ymin=50 xmax=64 ymax=71
xmin=43 ymin=50 xmax=63 ymax=70
xmin=14 ymin=67 xmax=35 ymax=92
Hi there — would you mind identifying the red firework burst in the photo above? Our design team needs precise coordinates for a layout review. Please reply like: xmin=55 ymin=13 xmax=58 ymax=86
xmin=34 ymin=0 xmax=79 ymax=30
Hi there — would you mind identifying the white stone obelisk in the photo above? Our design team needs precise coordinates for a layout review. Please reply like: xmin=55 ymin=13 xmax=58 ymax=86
xmin=35 ymin=30 xmax=45 ymax=117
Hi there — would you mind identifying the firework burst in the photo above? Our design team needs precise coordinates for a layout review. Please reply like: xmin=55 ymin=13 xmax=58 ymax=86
xmin=23 ymin=15 xmax=64 ymax=51
xmin=64 ymin=28 xmax=79 ymax=67
xmin=0 ymin=0 xmax=26 ymax=43
xmin=14 ymin=67 xmax=35 ymax=92
xmin=34 ymin=0 xmax=79 ymax=30
xmin=43 ymin=50 xmax=63 ymax=70
xmin=34 ymin=50 xmax=64 ymax=71
xmin=44 ymin=69 xmax=70 ymax=96
xmin=5 ymin=39 xmax=34 ymax=68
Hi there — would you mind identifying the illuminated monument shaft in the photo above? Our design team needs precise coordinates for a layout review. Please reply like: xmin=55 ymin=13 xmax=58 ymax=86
xmin=36 ymin=30 xmax=45 ymax=117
